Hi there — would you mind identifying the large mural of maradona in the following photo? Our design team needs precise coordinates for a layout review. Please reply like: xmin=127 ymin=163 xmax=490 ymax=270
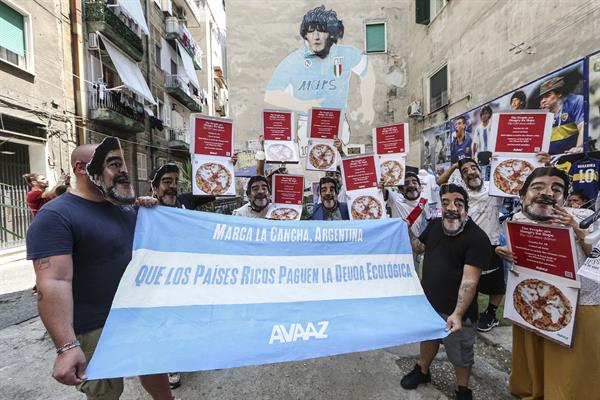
xmin=264 ymin=5 xmax=375 ymax=154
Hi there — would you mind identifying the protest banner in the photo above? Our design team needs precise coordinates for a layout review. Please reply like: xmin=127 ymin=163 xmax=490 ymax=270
xmin=504 ymin=221 xmax=579 ymax=346
xmin=488 ymin=111 xmax=552 ymax=197
xmin=266 ymin=174 xmax=304 ymax=220
xmin=341 ymin=155 xmax=385 ymax=220
xmin=306 ymin=108 xmax=343 ymax=172
xmin=190 ymin=115 xmax=236 ymax=195
xmin=262 ymin=110 xmax=299 ymax=164
xmin=373 ymin=122 xmax=408 ymax=187
xmin=85 ymin=207 xmax=447 ymax=379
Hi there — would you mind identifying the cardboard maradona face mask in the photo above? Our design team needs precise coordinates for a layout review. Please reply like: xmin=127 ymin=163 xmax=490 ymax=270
xmin=86 ymin=137 xmax=136 ymax=205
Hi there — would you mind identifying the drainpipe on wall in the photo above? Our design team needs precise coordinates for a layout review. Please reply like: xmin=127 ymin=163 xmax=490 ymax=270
xmin=146 ymin=0 xmax=154 ymax=173
xmin=69 ymin=0 xmax=86 ymax=145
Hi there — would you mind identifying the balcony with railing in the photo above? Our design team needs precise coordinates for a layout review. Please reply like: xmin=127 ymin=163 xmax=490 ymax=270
xmin=88 ymin=87 xmax=145 ymax=133
xmin=164 ymin=73 xmax=203 ymax=112
xmin=165 ymin=17 xmax=202 ymax=70
xmin=85 ymin=0 xmax=144 ymax=61
xmin=167 ymin=128 xmax=190 ymax=150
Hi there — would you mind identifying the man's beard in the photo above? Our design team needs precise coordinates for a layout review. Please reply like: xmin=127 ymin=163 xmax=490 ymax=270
xmin=464 ymin=173 xmax=483 ymax=191
xmin=314 ymin=40 xmax=334 ymax=58
xmin=322 ymin=195 xmax=338 ymax=211
xmin=522 ymin=194 xmax=557 ymax=221
xmin=251 ymin=195 xmax=269 ymax=212
xmin=442 ymin=211 xmax=468 ymax=236
xmin=102 ymin=173 xmax=136 ymax=205
xmin=158 ymin=188 xmax=178 ymax=207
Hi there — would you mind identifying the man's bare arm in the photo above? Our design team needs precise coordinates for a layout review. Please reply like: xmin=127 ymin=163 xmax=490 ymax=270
xmin=446 ymin=264 xmax=481 ymax=333
xmin=436 ymin=163 xmax=458 ymax=185
xmin=34 ymin=255 xmax=87 ymax=385
xmin=411 ymin=238 xmax=426 ymax=254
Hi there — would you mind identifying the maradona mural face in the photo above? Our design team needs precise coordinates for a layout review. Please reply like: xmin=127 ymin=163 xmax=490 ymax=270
xmin=264 ymin=5 xmax=375 ymax=153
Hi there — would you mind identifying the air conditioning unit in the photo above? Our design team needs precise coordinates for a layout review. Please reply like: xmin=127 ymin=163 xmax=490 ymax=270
xmin=407 ymin=100 xmax=423 ymax=117
xmin=88 ymin=32 xmax=99 ymax=50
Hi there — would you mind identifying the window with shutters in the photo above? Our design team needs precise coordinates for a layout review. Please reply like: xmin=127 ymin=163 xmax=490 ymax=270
xmin=365 ymin=22 xmax=386 ymax=53
xmin=0 ymin=0 xmax=33 ymax=72
xmin=429 ymin=65 xmax=448 ymax=112
xmin=137 ymin=152 xmax=148 ymax=181
xmin=415 ymin=0 xmax=448 ymax=25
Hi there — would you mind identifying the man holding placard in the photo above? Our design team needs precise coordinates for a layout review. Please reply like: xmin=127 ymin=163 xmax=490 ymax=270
xmin=402 ymin=184 xmax=490 ymax=400
xmin=495 ymin=167 xmax=599 ymax=399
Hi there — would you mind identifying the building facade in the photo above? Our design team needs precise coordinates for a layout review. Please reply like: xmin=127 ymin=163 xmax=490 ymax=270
xmin=227 ymin=0 xmax=600 ymax=169
xmin=75 ymin=0 xmax=227 ymax=196
xmin=0 ymin=0 xmax=76 ymax=248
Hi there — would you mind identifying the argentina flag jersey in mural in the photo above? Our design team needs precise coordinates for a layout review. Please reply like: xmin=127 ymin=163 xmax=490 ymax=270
xmin=267 ymin=43 xmax=368 ymax=110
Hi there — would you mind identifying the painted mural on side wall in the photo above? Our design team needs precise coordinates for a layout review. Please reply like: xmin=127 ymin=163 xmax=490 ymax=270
xmin=421 ymin=58 xmax=591 ymax=175
xmin=264 ymin=5 xmax=376 ymax=156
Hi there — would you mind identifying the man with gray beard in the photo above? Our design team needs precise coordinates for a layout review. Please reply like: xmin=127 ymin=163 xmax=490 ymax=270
xmin=26 ymin=139 xmax=174 ymax=400
xmin=150 ymin=163 xmax=181 ymax=208
xmin=310 ymin=176 xmax=349 ymax=220
xmin=233 ymin=175 xmax=271 ymax=218
xmin=401 ymin=184 xmax=490 ymax=400
xmin=494 ymin=167 xmax=597 ymax=399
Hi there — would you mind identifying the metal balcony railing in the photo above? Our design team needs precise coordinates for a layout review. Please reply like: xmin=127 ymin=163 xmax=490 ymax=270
xmin=164 ymin=74 xmax=203 ymax=112
xmin=89 ymin=88 xmax=145 ymax=123
xmin=85 ymin=0 xmax=144 ymax=60
xmin=168 ymin=128 xmax=189 ymax=143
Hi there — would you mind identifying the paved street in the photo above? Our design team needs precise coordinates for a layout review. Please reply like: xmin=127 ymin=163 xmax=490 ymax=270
xmin=0 ymin=254 xmax=514 ymax=400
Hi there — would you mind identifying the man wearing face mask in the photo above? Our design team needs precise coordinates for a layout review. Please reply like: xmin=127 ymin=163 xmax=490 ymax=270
xmin=494 ymin=167 xmax=598 ymax=400
xmin=150 ymin=164 xmax=181 ymax=208
xmin=26 ymin=138 xmax=174 ymax=400
xmin=381 ymin=172 xmax=431 ymax=238
xmin=310 ymin=176 xmax=349 ymax=220
xmin=438 ymin=158 xmax=505 ymax=332
xmin=401 ymin=184 xmax=490 ymax=400
xmin=233 ymin=176 xmax=271 ymax=218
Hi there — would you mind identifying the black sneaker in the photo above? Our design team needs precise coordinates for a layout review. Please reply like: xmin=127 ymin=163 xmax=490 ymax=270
xmin=455 ymin=387 xmax=473 ymax=400
xmin=477 ymin=309 xmax=499 ymax=332
xmin=400 ymin=363 xmax=431 ymax=389
xmin=168 ymin=372 xmax=181 ymax=389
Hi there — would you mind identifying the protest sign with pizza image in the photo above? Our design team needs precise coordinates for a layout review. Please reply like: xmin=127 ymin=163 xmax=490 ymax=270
xmin=262 ymin=109 xmax=299 ymax=164
xmin=504 ymin=221 xmax=580 ymax=346
xmin=341 ymin=155 xmax=385 ymax=220
xmin=488 ymin=112 xmax=553 ymax=197
xmin=190 ymin=115 xmax=236 ymax=196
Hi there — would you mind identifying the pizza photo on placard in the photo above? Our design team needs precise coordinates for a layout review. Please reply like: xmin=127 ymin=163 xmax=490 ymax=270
xmin=494 ymin=159 xmax=534 ymax=196
xmin=350 ymin=195 xmax=383 ymax=220
xmin=513 ymin=278 xmax=572 ymax=332
xmin=309 ymin=143 xmax=336 ymax=170
xmin=269 ymin=207 xmax=300 ymax=220
xmin=195 ymin=162 xmax=232 ymax=195
xmin=266 ymin=143 xmax=294 ymax=162
xmin=380 ymin=160 xmax=404 ymax=186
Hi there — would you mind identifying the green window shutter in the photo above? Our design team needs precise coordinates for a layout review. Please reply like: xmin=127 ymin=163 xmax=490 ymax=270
xmin=415 ymin=0 xmax=430 ymax=25
xmin=366 ymin=23 xmax=385 ymax=53
xmin=0 ymin=2 xmax=25 ymax=56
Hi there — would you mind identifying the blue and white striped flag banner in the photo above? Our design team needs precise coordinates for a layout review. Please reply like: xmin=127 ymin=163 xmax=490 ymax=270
xmin=86 ymin=206 xmax=448 ymax=379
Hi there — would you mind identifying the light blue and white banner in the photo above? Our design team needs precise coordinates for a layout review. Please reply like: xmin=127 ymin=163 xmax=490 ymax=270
xmin=86 ymin=207 xmax=447 ymax=379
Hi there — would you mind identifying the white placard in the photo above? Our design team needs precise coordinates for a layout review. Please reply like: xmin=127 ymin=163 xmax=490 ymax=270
xmin=306 ymin=139 xmax=338 ymax=172
xmin=192 ymin=154 xmax=235 ymax=196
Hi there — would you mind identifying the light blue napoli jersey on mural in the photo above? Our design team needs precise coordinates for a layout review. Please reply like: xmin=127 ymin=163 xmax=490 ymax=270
xmin=267 ymin=43 xmax=368 ymax=110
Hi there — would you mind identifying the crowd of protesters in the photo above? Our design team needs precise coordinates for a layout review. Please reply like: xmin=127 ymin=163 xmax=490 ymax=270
xmin=23 ymin=130 xmax=599 ymax=400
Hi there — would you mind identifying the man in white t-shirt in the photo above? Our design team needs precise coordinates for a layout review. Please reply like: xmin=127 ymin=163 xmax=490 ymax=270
xmin=438 ymin=158 xmax=505 ymax=332
xmin=232 ymin=176 xmax=271 ymax=218
xmin=381 ymin=172 xmax=431 ymax=238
